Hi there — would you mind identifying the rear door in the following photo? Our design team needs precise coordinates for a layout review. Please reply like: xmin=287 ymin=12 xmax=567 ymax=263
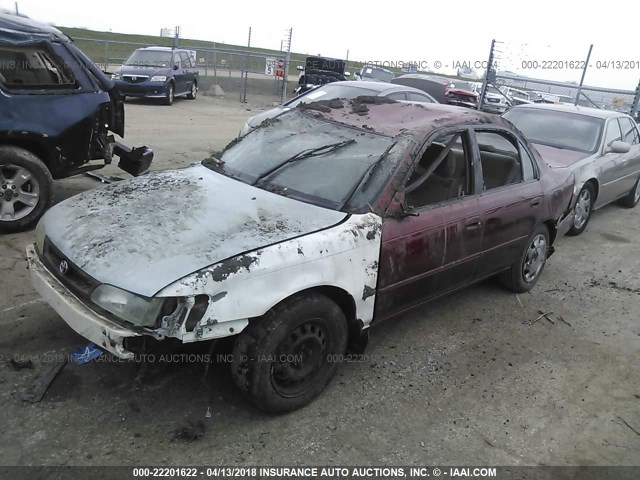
xmin=617 ymin=117 xmax=640 ymax=193
xmin=376 ymin=128 xmax=485 ymax=319
xmin=472 ymin=128 xmax=544 ymax=279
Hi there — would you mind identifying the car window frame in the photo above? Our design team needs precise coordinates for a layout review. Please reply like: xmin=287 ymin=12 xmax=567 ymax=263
xmin=471 ymin=126 xmax=538 ymax=195
xmin=618 ymin=116 xmax=640 ymax=145
xmin=602 ymin=117 xmax=624 ymax=151
xmin=401 ymin=126 xmax=477 ymax=212
xmin=406 ymin=91 xmax=436 ymax=103
xmin=0 ymin=43 xmax=79 ymax=94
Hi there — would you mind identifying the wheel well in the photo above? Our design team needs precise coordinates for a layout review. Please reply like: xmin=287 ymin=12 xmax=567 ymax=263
xmin=0 ymin=140 xmax=53 ymax=173
xmin=258 ymin=285 xmax=361 ymax=346
xmin=543 ymin=220 xmax=557 ymax=245
xmin=584 ymin=178 xmax=599 ymax=202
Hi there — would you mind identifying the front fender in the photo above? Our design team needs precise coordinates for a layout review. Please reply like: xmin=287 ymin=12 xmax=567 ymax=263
xmin=157 ymin=213 xmax=383 ymax=342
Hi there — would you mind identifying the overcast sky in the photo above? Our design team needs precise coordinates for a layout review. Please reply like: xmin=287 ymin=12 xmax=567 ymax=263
xmin=4 ymin=0 xmax=640 ymax=89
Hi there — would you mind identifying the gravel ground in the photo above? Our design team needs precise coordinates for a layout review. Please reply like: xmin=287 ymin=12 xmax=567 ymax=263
xmin=1 ymin=96 xmax=639 ymax=467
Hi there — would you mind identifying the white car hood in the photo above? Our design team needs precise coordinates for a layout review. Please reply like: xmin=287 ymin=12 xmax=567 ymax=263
xmin=40 ymin=165 xmax=347 ymax=297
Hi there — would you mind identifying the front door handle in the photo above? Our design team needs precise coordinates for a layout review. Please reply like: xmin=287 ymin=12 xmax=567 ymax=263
xmin=530 ymin=198 xmax=541 ymax=207
xmin=465 ymin=219 xmax=482 ymax=230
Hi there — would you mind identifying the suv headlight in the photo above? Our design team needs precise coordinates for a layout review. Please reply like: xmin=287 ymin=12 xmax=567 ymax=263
xmin=111 ymin=72 xmax=120 ymax=80
xmin=150 ymin=76 xmax=167 ymax=82
xmin=91 ymin=284 xmax=164 ymax=327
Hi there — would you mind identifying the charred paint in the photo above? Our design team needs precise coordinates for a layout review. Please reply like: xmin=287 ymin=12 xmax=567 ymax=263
xmin=207 ymin=254 xmax=261 ymax=282
xmin=362 ymin=285 xmax=376 ymax=300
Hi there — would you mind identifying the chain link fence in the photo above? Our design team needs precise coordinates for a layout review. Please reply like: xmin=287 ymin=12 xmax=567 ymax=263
xmin=73 ymin=37 xmax=307 ymax=104
xmin=478 ymin=39 xmax=640 ymax=117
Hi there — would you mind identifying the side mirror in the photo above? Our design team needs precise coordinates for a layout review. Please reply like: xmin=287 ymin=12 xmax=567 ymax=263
xmin=607 ymin=140 xmax=631 ymax=154
xmin=344 ymin=72 xmax=351 ymax=77
xmin=296 ymin=65 xmax=304 ymax=71
xmin=173 ymin=64 xmax=179 ymax=70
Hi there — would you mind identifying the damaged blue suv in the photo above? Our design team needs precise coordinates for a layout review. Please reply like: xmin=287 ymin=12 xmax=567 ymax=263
xmin=112 ymin=46 xmax=199 ymax=105
xmin=0 ymin=13 xmax=153 ymax=233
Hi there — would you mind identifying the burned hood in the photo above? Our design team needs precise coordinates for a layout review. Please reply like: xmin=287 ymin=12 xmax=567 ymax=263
xmin=532 ymin=143 xmax=592 ymax=168
xmin=40 ymin=165 xmax=347 ymax=297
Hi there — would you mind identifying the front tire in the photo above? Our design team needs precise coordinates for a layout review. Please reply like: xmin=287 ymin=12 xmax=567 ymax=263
xmin=567 ymin=183 xmax=594 ymax=236
xmin=499 ymin=224 xmax=549 ymax=293
xmin=0 ymin=146 xmax=53 ymax=233
xmin=618 ymin=176 xmax=640 ymax=208
xmin=231 ymin=293 xmax=348 ymax=414
xmin=163 ymin=83 xmax=175 ymax=106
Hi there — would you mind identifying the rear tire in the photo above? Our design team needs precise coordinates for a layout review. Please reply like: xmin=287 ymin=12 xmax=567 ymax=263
xmin=618 ymin=176 xmax=640 ymax=208
xmin=0 ymin=146 xmax=53 ymax=233
xmin=567 ymin=183 xmax=594 ymax=236
xmin=186 ymin=82 xmax=197 ymax=100
xmin=230 ymin=293 xmax=347 ymax=414
xmin=499 ymin=224 xmax=549 ymax=293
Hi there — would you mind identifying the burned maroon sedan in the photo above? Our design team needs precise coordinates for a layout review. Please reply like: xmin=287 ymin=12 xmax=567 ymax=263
xmin=28 ymin=99 xmax=575 ymax=413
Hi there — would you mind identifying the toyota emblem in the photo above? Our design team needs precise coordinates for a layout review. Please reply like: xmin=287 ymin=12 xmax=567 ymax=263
xmin=59 ymin=260 xmax=69 ymax=275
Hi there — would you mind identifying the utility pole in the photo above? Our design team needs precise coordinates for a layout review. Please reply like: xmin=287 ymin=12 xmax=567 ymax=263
xmin=281 ymin=28 xmax=293 ymax=104
xmin=574 ymin=44 xmax=593 ymax=106
xmin=241 ymin=26 xmax=251 ymax=103
xmin=14 ymin=1 xmax=19 ymax=14
xmin=479 ymin=39 xmax=496 ymax=112
xmin=173 ymin=26 xmax=180 ymax=49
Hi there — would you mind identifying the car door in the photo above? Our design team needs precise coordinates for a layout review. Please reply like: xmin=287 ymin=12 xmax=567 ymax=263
xmin=472 ymin=128 xmax=544 ymax=279
xmin=596 ymin=118 xmax=628 ymax=205
xmin=171 ymin=51 xmax=187 ymax=94
xmin=617 ymin=117 xmax=640 ymax=193
xmin=179 ymin=51 xmax=197 ymax=93
xmin=376 ymin=128 xmax=485 ymax=319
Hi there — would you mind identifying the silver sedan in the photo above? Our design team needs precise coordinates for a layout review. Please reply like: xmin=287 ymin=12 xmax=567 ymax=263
xmin=504 ymin=104 xmax=640 ymax=235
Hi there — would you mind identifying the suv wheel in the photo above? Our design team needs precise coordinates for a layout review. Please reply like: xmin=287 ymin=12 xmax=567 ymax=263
xmin=186 ymin=82 xmax=197 ymax=100
xmin=499 ymin=224 xmax=549 ymax=293
xmin=164 ymin=83 xmax=174 ymax=106
xmin=0 ymin=146 xmax=53 ymax=233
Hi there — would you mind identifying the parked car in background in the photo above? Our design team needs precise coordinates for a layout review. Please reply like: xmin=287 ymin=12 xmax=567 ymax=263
xmin=28 ymin=100 xmax=575 ymax=413
xmin=482 ymin=85 xmax=511 ymax=114
xmin=0 ymin=13 xmax=153 ymax=233
xmin=354 ymin=65 xmax=395 ymax=83
xmin=294 ymin=55 xmax=348 ymax=95
xmin=239 ymin=80 xmax=437 ymax=136
xmin=500 ymin=86 xmax=533 ymax=106
xmin=504 ymin=104 xmax=640 ymax=235
xmin=112 ymin=46 xmax=199 ymax=105
xmin=391 ymin=74 xmax=478 ymax=109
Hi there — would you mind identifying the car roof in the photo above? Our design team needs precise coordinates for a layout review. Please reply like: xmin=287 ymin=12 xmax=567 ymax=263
xmin=313 ymin=80 xmax=429 ymax=95
xmin=137 ymin=46 xmax=179 ymax=52
xmin=0 ymin=12 xmax=68 ymax=43
xmin=393 ymin=74 xmax=453 ymax=86
xmin=299 ymin=100 xmax=509 ymax=142
xmin=511 ymin=103 xmax=628 ymax=119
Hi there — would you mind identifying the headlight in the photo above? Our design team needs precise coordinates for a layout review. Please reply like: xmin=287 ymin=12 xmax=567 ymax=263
xmin=150 ymin=76 xmax=167 ymax=82
xmin=111 ymin=73 xmax=120 ymax=80
xmin=91 ymin=284 xmax=164 ymax=327
xmin=34 ymin=219 xmax=45 ymax=254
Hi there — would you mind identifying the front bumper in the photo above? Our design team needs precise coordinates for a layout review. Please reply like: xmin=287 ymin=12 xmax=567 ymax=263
xmin=114 ymin=80 xmax=169 ymax=98
xmin=26 ymin=244 xmax=140 ymax=359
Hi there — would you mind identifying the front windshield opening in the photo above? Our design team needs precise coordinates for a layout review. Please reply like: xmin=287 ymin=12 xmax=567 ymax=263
xmin=124 ymin=50 xmax=173 ymax=68
xmin=286 ymin=85 xmax=379 ymax=107
xmin=504 ymin=109 xmax=604 ymax=153
xmin=362 ymin=67 xmax=395 ymax=83
xmin=205 ymin=110 xmax=407 ymax=211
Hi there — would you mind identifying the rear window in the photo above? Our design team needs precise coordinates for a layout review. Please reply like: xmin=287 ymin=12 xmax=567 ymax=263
xmin=0 ymin=46 xmax=75 ymax=89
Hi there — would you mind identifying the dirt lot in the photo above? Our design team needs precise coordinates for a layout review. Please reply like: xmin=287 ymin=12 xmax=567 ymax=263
xmin=1 ymin=95 xmax=639 ymax=467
